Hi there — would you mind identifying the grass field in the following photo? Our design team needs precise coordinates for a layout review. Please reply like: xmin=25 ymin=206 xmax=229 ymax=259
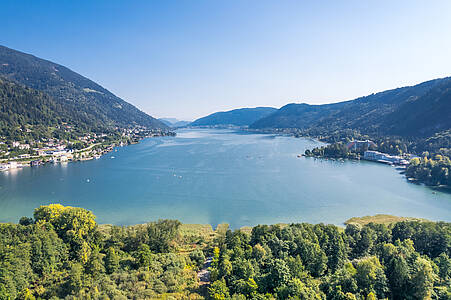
xmin=345 ymin=214 xmax=428 ymax=226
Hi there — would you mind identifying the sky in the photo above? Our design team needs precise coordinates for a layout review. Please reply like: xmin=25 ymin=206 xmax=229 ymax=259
xmin=1 ymin=1 xmax=451 ymax=120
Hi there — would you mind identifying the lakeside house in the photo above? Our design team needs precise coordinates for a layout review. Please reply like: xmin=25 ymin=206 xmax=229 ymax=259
xmin=17 ymin=143 xmax=30 ymax=150
xmin=363 ymin=150 xmax=409 ymax=165
xmin=36 ymin=148 xmax=52 ymax=156
xmin=0 ymin=161 xmax=20 ymax=171
xmin=59 ymin=155 xmax=69 ymax=162
xmin=48 ymin=149 xmax=71 ymax=156
xmin=30 ymin=160 xmax=40 ymax=166
xmin=36 ymin=148 xmax=72 ymax=156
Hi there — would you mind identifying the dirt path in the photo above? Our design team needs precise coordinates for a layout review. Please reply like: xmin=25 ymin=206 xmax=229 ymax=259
xmin=197 ymin=256 xmax=213 ymax=286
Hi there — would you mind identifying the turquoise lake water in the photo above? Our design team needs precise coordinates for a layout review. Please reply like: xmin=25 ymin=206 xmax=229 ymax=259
xmin=0 ymin=128 xmax=450 ymax=228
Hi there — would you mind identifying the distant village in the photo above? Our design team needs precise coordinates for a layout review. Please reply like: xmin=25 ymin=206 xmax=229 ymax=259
xmin=0 ymin=127 xmax=173 ymax=171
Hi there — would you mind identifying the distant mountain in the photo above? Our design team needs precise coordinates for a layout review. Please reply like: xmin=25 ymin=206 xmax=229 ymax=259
xmin=191 ymin=107 xmax=277 ymax=127
xmin=0 ymin=45 xmax=168 ymax=131
xmin=172 ymin=120 xmax=191 ymax=127
xmin=159 ymin=118 xmax=179 ymax=126
xmin=251 ymin=77 xmax=451 ymax=137
xmin=159 ymin=118 xmax=191 ymax=128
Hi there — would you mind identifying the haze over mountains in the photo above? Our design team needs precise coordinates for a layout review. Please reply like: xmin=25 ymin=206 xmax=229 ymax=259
xmin=158 ymin=118 xmax=191 ymax=128
xmin=0 ymin=45 xmax=167 ymax=133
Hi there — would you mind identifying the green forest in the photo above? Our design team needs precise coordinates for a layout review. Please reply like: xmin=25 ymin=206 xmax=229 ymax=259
xmin=0 ymin=78 xmax=94 ymax=142
xmin=0 ymin=204 xmax=449 ymax=299
xmin=0 ymin=46 xmax=167 ymax=132
xmin=406 ymin=155 xmax=451 ymax=186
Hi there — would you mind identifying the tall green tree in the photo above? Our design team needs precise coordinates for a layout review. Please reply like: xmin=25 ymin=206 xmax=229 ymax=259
xmin=104 ymin=247 xmax=119 ymax=274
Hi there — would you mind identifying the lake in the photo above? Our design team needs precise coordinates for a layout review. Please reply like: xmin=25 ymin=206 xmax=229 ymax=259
xmin=0 ymin=128 xmax=450 ymax=228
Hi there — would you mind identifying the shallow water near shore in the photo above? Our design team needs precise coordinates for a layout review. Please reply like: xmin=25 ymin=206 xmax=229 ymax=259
xmin=0 ymin=128 xmax=450 ymax=228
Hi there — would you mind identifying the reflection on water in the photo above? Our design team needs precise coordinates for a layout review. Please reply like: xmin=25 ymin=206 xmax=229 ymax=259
xmin=0 ymin=128 xmax=450 ymax=228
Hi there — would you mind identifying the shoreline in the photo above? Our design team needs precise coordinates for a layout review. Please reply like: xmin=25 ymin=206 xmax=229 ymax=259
xmin=4 ymin=214 xmax=437 ymax=230
xmin=0 ymin=131 xmax=175 ymax=172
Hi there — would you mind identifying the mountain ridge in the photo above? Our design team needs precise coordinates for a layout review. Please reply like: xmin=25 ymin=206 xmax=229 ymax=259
xmin=250 ymin=76 xmax=451 ymax=138
xmin=0 ymin=45 xmax=168 ymax=131
xmin=191 ymin=107 xmax=277 ymax=127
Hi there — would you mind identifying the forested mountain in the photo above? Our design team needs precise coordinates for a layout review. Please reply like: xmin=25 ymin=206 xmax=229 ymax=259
xmin=382 ymin=80 xmax=451 ymax=136
xmin=191 ymin=107 xmax=277 ymax=127
xmin=0 ymin=45 xmax=167 ymax=131
xmin=251 ymin=77 xmax=451 ymax=137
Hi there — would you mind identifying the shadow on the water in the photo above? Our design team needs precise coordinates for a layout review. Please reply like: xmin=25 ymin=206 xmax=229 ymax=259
xmin=259 ymin=135 xmax=277 ymax=139
xmin=402 ymin=177 xmax=451 ymax=195
xmin=429 ymin=186 xmax=451 ymax=195
xmin=228 ymin=129 xmax=264 ymax=136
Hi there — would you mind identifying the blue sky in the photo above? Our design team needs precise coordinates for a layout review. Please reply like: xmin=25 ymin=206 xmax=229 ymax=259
xmin=1 ymin=1 xmax=451 ymax=120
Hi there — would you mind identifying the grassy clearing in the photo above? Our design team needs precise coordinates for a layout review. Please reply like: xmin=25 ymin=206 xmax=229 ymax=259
xmin=177 ymin=224 xmax=215 ymax=254
xmin=99 ymin=223 xmax=216 ymax=255
xmin=345 ymin=214 xmax=428 ymax=226
xmin=239 ymin=226 xmax=253 ymax=235
xmin=214 ymin=223 xmax=229 ymax=235
xmin=97 ymin=223 xmax=114 ymax=236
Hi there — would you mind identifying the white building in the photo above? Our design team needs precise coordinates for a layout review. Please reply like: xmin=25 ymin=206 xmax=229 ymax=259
xmin=8 ymin=161 xmax=18 ymax=169
xmin=364 ymin=151 xmax=409 ymax=165
xmin=18 ymin=144 xmax=30 ymax=150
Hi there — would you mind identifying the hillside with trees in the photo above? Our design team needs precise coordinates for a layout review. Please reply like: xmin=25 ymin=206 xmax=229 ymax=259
xmin=250 ymin=77 xmax=451 ymax=139
xmin=0 ymin=45 xmax=167 ymax=132
xmin=0 ymin=204 xmax=449 ymax=299
xmin=0 ymin=78 xmax=95 ymax=141
xmin=191 ymin=107 xmax=277 ymax=127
